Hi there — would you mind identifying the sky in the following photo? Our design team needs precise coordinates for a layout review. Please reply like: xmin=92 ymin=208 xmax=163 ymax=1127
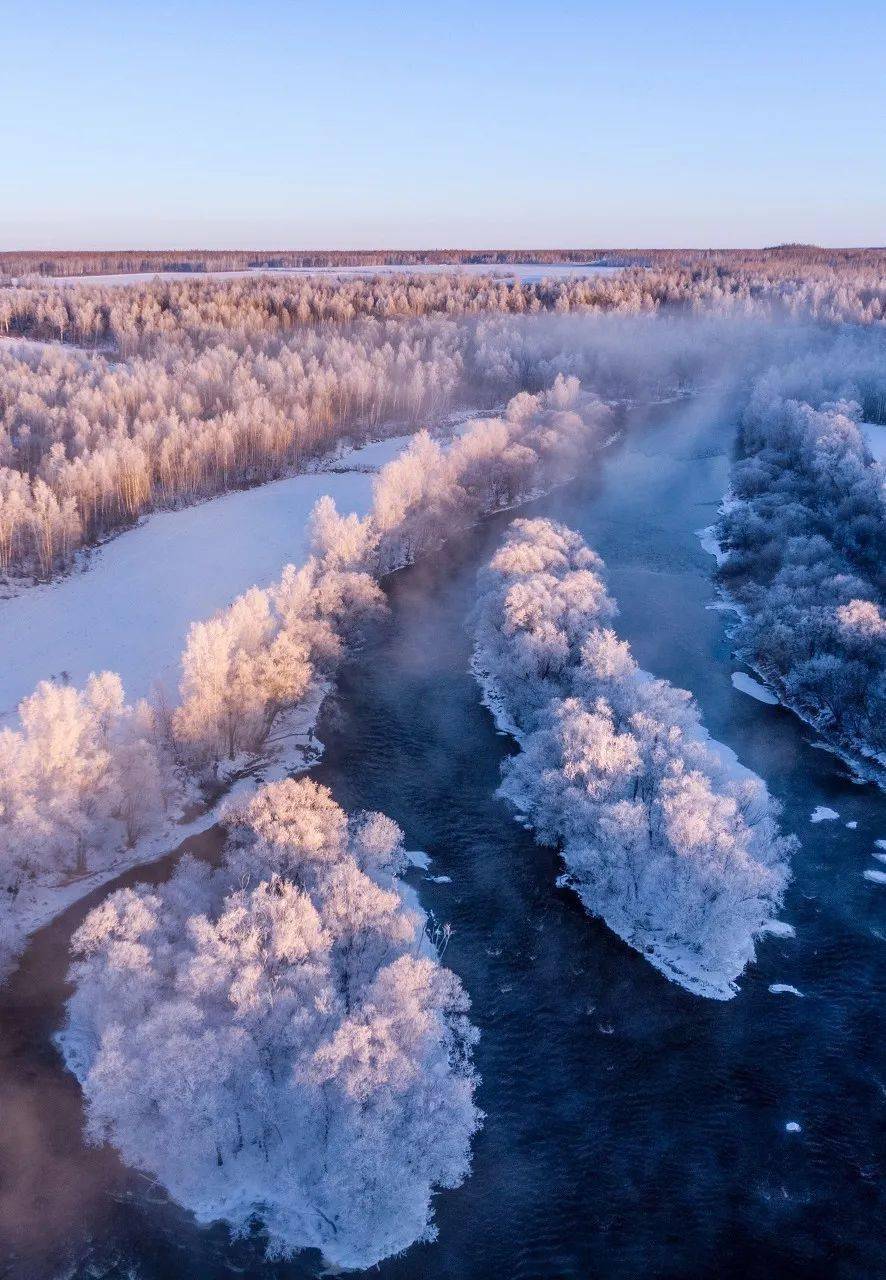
xmin=1 ymin=0 xmax=884 ymax=249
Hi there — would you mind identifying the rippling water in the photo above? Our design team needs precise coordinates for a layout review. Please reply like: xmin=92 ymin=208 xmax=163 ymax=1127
xmin=0 ymin=396 xmax=882 ymax=1279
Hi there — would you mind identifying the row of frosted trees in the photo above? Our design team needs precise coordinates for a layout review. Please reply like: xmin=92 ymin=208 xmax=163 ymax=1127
xmin=2 ymin=242 xmax=884 ymax=279
xmin=471 ymin=518 xmax=796 ymax=998
xmin=4 ymin=261 xmax=886 ymax=350
xmin=0 ymin=378 xmax=608 ymax=906
xmin=3 ymin=263 xmax=886 ymax=582
xmin=0 ymin=318 xmax=469 ymax=578
xmin=0 ymin=270 xmax=658 ymax=351
xmin=716 ymin=327 xmax=886 ymax=777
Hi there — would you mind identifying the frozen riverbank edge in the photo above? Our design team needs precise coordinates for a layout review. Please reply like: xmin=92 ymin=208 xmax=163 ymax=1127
xmin=470 ymin=649 xmax=794 ymax=1002
xmin=696 ymin=516 xmax=886 ymax=792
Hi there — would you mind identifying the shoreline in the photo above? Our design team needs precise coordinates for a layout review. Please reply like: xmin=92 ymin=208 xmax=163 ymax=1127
xmin=696 ymin=520 xmax=886 ymax=791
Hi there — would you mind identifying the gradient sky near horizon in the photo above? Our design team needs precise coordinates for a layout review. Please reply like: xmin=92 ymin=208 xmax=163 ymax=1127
xmin=2 ymin=0 xmax=883 ymax=249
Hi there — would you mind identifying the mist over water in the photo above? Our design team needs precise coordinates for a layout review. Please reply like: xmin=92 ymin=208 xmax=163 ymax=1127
xmin=0 ymin=395 xmax=882 ymax=1278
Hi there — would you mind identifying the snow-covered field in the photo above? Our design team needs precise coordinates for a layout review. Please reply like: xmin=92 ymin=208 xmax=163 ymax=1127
xmin=0 ymin=436 xmax=407 ymax=722
xmin=44 ymin=263 xmax=624 ymax=288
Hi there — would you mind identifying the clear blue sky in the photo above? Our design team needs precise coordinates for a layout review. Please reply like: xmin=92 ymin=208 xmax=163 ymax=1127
xmin=1 ymin=0 xmax=883 ymax=249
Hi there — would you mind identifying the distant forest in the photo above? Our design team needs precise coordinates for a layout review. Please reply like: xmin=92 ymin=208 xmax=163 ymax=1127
xmin=3 ymin=244 xmax=885 ymax=279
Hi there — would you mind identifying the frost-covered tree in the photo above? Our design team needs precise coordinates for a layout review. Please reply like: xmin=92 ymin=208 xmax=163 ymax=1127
xmin=315 ymin=374 xmax=609 ymax=578
xmin=473 ymin=518 xmax=795 ymax=998
xmin=171 ymin=379 xmax=608 ymax=770
xmin=59 ymin=780 xmax=481 ymax=1270
xmin=173 ymin=560 xmax=384 ymax=767
xmin=0 ymin=376 xmax=607 ymax=929
xmin=0 ymin=673 xmax=175 ymax=891
xmin=716 ymin=330 xmax=886 ymax=775
xmin=9 ymin=254 xmax=879 ymax=581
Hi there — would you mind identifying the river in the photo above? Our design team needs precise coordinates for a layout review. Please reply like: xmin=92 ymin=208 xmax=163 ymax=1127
xmin=0 ymin=394 xmax=882 ymax=1278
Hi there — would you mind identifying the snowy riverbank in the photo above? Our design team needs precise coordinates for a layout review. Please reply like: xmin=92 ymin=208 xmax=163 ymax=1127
xmin=0 ymin=434 xmax=409 ymax=722
xmin=696 ymin=516 xmax=886 ymax=790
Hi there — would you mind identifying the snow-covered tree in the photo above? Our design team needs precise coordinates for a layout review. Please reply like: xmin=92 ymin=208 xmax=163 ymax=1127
xmin=0 ymin=374 xmax=607 ymax=924
xmin=717 ymin=332 xmax=886 ymax=773
xmin=59 ymin=780 xmax=481 ymax=1269
xmin=0 ymin=673 xmax=175 ymax=890
xmin=473 ymin=518 xmax=796 ymax=998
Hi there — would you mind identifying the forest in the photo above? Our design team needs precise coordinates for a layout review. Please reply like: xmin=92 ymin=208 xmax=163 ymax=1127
xmin=1 ymin=261 xmax=884 ymax=582
xmin=1 ymin=259 xmax=884 ymax=960
xmin=0 ymin=375 xmax=610 ymax=971
xmin=0 ymin=253 xmax=884 ymax=1274
xmin=3 ymin=243 xmax=885 ymax=279
xmin=716 ymin=326 xmax=886 ymax=778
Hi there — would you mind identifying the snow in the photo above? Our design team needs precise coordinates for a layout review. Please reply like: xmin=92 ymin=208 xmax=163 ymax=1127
xmin=405 ymin=850 xmax=431 ymax=870
xmin=876 ymin=839 xmax=886 ymax=851
xmin=768 ymin=984 xmax=805 ymax=997
xmin=469 ymin=650 xmax=525 ymax=742
xmin=696 ymin=525 xmax=727 ymax=565
xmin=683 ymin=716 xmax=761 ymax=789
xmin=872 ymin=853 xmax=886 ymax=864
xmin=731 ymin=671 xmax=779 ymax=704
xmin=426 ymin=875 xmax=452 ymax=884
xmin=863 ymin=869 xmax=886 ymax=884
xmin=846 ymin=820 xmax=858 ymax=829
xmin=810 ymin=807 xmax=840 ymax=823
xmin=760 ymin=919 xmax=796 ymax=938
xmin=0 ymin=335 xmax=101 ymax=356
xmin=785 ymin=1122 xmax=802 ymax=1133
xmin=859 ymin=420 xmax=886 ymax=463
xmin=0 ymin=435 xmax=408 ymax=723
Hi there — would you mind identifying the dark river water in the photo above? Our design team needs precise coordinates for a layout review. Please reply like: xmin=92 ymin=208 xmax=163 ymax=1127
xmin=1 ymin=396 xmax=883 ymax=1279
